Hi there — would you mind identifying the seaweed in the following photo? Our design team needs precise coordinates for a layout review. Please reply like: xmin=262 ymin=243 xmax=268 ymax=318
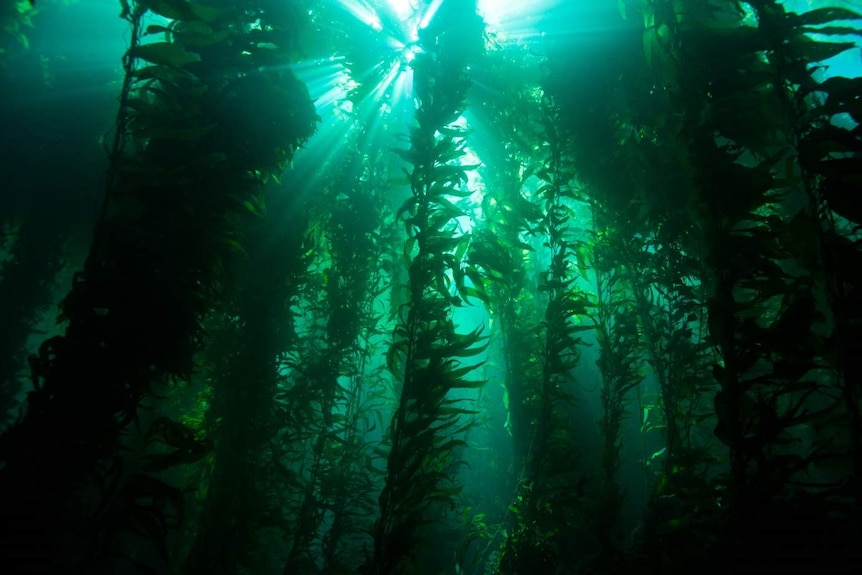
xmin=360 ymin=3 xmax=485 ymax=574
xmin=0 ymin=1 xmax=317 ymax=572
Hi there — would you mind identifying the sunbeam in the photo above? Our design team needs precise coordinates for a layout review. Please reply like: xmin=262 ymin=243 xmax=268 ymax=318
xmin=387 ymin=0 xmax=419 ymax=20
xmin=478 ymin=0 xmax=561 ymax=43
xmin=335 ymin=0 xmax=384 ymax=32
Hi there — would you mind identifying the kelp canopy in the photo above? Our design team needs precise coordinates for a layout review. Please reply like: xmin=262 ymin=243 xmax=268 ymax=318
xmin=0 ymin=1 xmax=860 ymax=574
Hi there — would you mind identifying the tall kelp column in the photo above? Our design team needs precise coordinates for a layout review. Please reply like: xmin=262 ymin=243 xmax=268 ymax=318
xmin=543 ymin=4 xmax=658 ymax=560
xmin=468 ymin=47 xmax=546 ymax=489
xmin=184 ymin=189 xmax=310 ymax=575
xmin=641 ymin=0 xmax=862 ymax=570
xmin=277 ymin=140 xmax=391 ymax=575
xmin=361 ymin=1 xmax=485 ymax=574
xmin=0 ymin=0 xmax=317 ymax=573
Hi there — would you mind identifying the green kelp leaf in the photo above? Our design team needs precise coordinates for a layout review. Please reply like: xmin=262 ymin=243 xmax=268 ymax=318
xmin=397 ymin=196 xmax=418 ymax=223
xmin=129 ymin=42 xmax=201 ymax=68
xmin=815 ymin=76 xmax=862 ymax=121
xmin=801 ymin=25 xmax=862 ymax=37
xmin=463 ymin=268 xmax=488 ymax=303
xmin=798 ymin=7 xmax=862 ymax=26
xmin=446 ymin=361 xmax=484 ymax=380
xmin=437 ymin=399 xmax=482 ymax=418
xmin=802 ymin=75 xmax=862 ymax=100
xmin=243 ymin=200 xmax=266 ymax=217
xmin=145 ymin=25 xmax=171 ymax=36
xmin=223 ymin=238 xmax=248 ymax=257
xmin=433 ymin=136 xmax=464 ymax=164
xmin=648 ymin=447 xmax=667 ymax=463
xmin=449 ymin=377 xmax=485 ymax=390
xmin=137 ymin=1 xmax=230 ymax=23
xmin=425 ymin=233 xmax=462 ymax=254
xmin=787 ymin=36 xmax=857 ymax=63
xmin=180 ymin=28 xmax=231 ymax=48
xmin=428 ymin=195 xmax=463 ymax=219
xmin=445 ymin=325 xmax=488 ymax=355
xmin=432 ymin=163 xmax=476 ymax=186
xmin=125 ymin=95 xmax=158 ymax=112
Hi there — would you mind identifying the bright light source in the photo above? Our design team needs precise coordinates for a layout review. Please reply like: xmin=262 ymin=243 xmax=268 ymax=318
xmin=402 ymin=44 xmax=420 ymax=64
xmin=419 ymin=0 xmax=445 ymax=29
xmin=478 ymin=0 xmax=561 ymax=42
xmin=336 ymin=0 xmax=385 ymax=32
xmin=388 ymin=0 xmax=416 ymax=19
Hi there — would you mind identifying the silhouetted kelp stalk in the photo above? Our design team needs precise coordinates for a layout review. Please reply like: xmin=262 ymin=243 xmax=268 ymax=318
xmin=627 ymin=228 xmax=719 ymax=546
xmin=0 ymin=221 xmax=64 ymax=430
xmin=493 ymin=93 xmax=591 ymax=575
xmin=748 ymin=1 xmax=862 ymax=510
xmin=0 ymin=0 xmax=317 ymax=572
xmin=260 ymin=21 xmax=406 ymax=566
xmin=361 ymin=2 xmax=485 ymax=574
xmin=642 ymin=0 xmax=862 ymax=569
xmin=311 ymin=66 xmax=404 ymax=575
xmin=535 ymin=9 xmax=722 ymax=567
xmin=186 ymin=194 xmax=311 ymax=575
xmin=280 ymin=150 xmax=391 ymax=574
xmin=468 ymin=46 xmax=547 ymax=482
xmin=454 ymin=47 xmax=550 ymax=575
xmin=464 ymin=46 xmax=550 ymax=574
xmin=532 ymin=95 xmax=589 ymax=502
xmin=588 ymin=207 xmax=646 ymax=557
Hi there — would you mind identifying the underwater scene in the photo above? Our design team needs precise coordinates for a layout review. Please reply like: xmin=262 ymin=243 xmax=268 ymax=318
xmin=1 ymin=1 xmax=862 ymax=574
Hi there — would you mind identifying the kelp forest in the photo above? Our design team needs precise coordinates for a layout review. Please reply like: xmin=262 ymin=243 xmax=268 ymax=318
xmin=1 ymin=0 xmax=862 ymax=574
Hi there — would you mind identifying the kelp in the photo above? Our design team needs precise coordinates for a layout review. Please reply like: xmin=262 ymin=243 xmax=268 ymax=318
xmin=2 ymin=1 xmax=861 ymax=574
xmin=639 ymin=0 xmax=862 ymax=570
xmin=0 ymin=0 xmax=317 ymax=572
xmin=753 ymin=0 xmax=862 ymax=509
xmin=529 ymin=97 xmax=591 ymax=505
xmin=468 ymin=46 xmax=546 ymax=481
xmin=0 ymin=222 xmax=63 ymax=430
xmin=361 ymin=2 xmax=485 ymax=574
xmin=492 ymin=94 xmax=592 ymax=575
xmin=185 ymin=195 xmax=307 ymax=575
xmin=590 ymin=213 xmax=646 ymax=557
xmin=281 ymin=140 xmax=392 ymax=575
xmin=542 ymin=5 xmax=719 ymax=565
xmin=463 ymin=46 xmax=555 ymax=574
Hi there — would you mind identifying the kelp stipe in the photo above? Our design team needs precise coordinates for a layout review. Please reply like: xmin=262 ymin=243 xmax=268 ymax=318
xmin=0 ymin=0 xmax=317 ymax=572
xmin=360 ymin=2 xmax=486 ymax=574
xmin=640 ymin=0 xmax=862 ymax=570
